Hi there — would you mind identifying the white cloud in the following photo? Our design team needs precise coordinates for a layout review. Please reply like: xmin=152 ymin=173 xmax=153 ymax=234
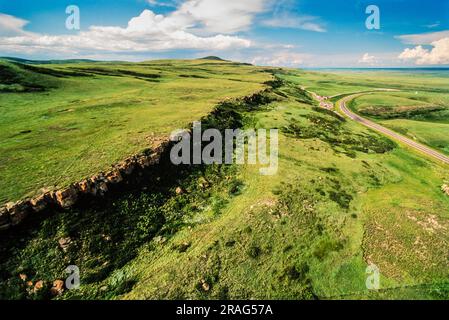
xmin=396 ymin=30 xmax=449 ymax=45
xmin=399 ymin=37 xmax=449 ymax=65
xmin=251 ymin=51 xmax=307 ymax=67
xmin=0 ymin=13 xmax=30 ymax=36
xmin=0 ymin=2 xmax=268 ymax=55
xmin=175 ymin=0 xmax=267 ymax=34
xmin=358 ymin=53 xmax=377 ymax=65
xmin=262 ymin=14 xmax=326 ymax=32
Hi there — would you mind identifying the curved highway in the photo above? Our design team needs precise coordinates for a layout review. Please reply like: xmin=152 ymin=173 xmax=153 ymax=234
xmin=337 ymin=94 xmax=449 ymax=165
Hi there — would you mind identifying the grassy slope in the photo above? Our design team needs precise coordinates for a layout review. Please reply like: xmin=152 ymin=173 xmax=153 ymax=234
xmin=0 ymin=59 xmax=270 ymax=204
xmin=120 ymin=74 xmax=449 ymax=300
xmin=0 ymin=67 xmax=448 ymax=300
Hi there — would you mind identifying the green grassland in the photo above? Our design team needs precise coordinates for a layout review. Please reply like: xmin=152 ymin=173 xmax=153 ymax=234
xmin=1 ymin=66 xmax=448 ymax=300
xmin=120 ymin=76 xmax=449 ymax=300
xmin=0 ymin=59 xmax=270 ymax=204
xmin=283 ymin=69 xmax=449 ymax=97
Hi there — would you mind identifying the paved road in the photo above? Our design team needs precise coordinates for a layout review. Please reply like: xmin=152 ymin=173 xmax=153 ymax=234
xmin=337 ymin=94 xmax=449 ymax=165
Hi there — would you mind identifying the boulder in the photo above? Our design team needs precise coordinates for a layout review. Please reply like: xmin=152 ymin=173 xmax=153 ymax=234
xmin=33 ymin=280 xmax=44 ymax=293
xmin=55 ymin=186 xmax=78 ymax=209
xmin=58 ymin=237 xmax=72 ymax=252
xmin=50 ymin=280 xmax=65 ymax=296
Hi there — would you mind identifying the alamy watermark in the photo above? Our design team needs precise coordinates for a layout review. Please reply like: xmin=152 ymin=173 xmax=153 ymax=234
xmin=366 ymin=264 xmax=380 ymax=290
xmin=170 ymin=122 xmax=278 ymax=176
xmin=65 ymin=265 xmax=80 ymax=290
xmin=66 ymin=5 xmax=80 ymax=30
xmin=365 ymin=5 xmax=381 ymax=30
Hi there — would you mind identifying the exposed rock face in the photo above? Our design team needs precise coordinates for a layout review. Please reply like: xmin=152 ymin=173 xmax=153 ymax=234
xmin=105 ymin=169 xmax=123 ymax=184
xmin=0 ymin=140 xmax=171 ymax=231
xmin=0 ymin=206 xmax=10 ymax=231
xmin=8 ymin=200 xmax=31 ymax=226
xmin=77 ymin=179 xmax=92 ymax=193
xmin=54 ymin=186 xmax=78 ymax=208
xmin=30 ymin=193 xmax=50 ymax=212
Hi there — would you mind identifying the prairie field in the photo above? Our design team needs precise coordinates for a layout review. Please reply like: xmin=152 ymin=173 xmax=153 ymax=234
xmin=0 ymin=59 xmax=270 ymax=204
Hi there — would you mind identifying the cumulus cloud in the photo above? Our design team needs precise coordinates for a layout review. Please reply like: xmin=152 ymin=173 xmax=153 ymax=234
xmin=0 ymin=13 xmax=30 ymax=36
xmin=251 ymin=51 xmax=306 ymax=67
xmin=175 ymin=0 xmax=267 ymax=34
xmin=399 ymin=37 xmax=449 ymax=65
xmin=0 ymin=0 xmax=269 ymax=55
xmin=358 ymin=53 xmax=377 ymax=65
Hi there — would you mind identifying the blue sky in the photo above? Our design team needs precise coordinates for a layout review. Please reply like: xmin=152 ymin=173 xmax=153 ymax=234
xmin=0 ymin=0 xmax=448 ymax=67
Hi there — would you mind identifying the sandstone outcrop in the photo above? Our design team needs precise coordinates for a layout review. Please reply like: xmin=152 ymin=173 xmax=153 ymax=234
xmin=54 ymin=185 xmax=78 ymax=208
xmin=0 ymin=141 xmax=170 ymax=231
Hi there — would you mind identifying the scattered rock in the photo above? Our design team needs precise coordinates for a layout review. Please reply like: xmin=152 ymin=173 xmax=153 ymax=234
xmin=153 ymin=236 xmax=167 ymax=245
xmin=200 ymin=279 xmax=210 ymax=292
xmin=198 ymin=177 xmax=210 ymax=189
xmin=58 ymin=237 xmax=72 ymax=252
xmin=50 ymin=280 xmax=64 ymax=296
xmin=177 ymin=242 xmax=191 ymax=253
xmin=33 ymin=280 xmax=44 ymax=293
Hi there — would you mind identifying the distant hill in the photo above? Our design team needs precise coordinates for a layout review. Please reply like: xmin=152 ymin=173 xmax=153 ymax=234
xmin=0 ymin=57 xmax=99 ymax=65
xmin=0 ymin=59 xmax=90 ymax=92
xmin=199 ymin=56 xmax=227 ymax=61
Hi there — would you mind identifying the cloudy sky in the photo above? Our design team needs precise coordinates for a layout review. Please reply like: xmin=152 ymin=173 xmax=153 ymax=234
xmin=0 ymin=0 xmax=448 ymax=67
